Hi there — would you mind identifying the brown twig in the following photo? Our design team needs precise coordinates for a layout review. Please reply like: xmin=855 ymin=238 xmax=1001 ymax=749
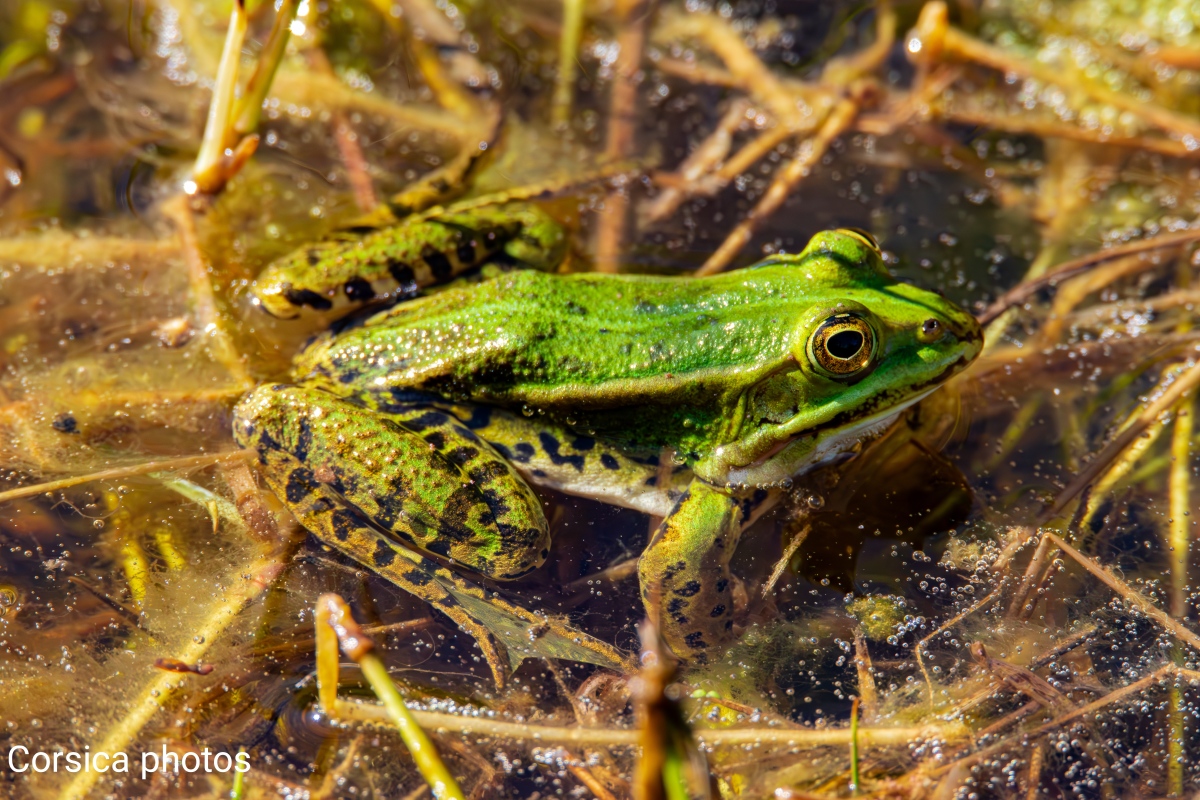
xmin=977 ymin=229 xmax=1200 ymax=326
xmin=1047 ymin=531 xmax=1200 ymax=654
xmin=593 ymin=0 xmax=655 ymax=273
xmin=697 ymin=93 xmax=862 ymax=275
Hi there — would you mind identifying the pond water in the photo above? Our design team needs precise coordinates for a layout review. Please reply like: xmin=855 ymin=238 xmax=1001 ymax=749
xmin=2 ymin=0 xmax=1200 ymax=798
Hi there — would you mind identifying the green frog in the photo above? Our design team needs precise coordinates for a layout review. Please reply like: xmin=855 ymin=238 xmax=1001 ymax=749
xmin=235 ymin=212 xmax=982 ymax=667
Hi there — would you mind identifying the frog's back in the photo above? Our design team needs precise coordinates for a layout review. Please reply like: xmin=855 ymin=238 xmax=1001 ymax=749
xmin=295 ymin=266 xmax=854 ymax=410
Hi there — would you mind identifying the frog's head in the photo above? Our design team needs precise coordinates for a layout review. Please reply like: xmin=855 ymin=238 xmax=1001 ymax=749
xmin=695 ymin=229 xmax=983 ymax=487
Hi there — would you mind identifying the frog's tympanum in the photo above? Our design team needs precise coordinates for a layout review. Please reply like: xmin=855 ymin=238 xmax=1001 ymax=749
xmin=236 ymin=213 xmax=982 ymax=664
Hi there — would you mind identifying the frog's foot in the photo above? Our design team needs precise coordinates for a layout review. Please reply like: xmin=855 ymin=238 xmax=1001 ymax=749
xmin=234 ymin=384 xmax=550 ymax=580
xmin=637 ymin=480 xmax=742 ymax=664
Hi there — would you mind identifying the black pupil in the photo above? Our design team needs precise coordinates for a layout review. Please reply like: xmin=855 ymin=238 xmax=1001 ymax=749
xmin=827 ymin=329 xmax=864 ymax=359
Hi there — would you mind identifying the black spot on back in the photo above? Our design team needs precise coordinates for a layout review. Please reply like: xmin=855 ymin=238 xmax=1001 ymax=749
xmin=344 ymin=278 xmax=375 ymax=302
xmin=674 ymin=580 xmax=701 ymax=597
xmin=709 ymin=604 xmax=726 ymax=617
xmin=284 ymin=287 xmax=333 ymax=310
xmin=512 ymin=442 xmax=536 ymax=463
xmin=424 ymin=431 xmax=446 ymax=450
xmin=684 ymin=632 xmax=707 ymax=650
xmin=662 ymin=560 xmax=687 ymax=582
xmin=389 ymin=261 xmax=415 ymax=285
xmin=52 ymin=413 xmax=78 ymax=434
xmin=600 ymin=453 xmax=620 ymax=470
xmin=421 ymin=245 xmax=453 ymax=281
xmin=571 ymin=436 xmax=595 ymax=451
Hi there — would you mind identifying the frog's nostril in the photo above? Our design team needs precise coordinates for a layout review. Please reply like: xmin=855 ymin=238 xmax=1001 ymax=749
xmin=918 ymin=318 xmax=943 ymax=343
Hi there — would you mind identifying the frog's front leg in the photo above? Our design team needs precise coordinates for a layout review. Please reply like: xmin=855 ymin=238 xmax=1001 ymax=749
xmin=637 ymin=480 xmax=743 ymax=664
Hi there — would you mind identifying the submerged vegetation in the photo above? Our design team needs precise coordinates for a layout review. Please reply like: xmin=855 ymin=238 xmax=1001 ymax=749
xmin=3 ymin=0 xmax=1200 ymax=797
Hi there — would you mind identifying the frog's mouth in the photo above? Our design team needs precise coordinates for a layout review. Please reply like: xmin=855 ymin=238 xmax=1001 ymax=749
xmin=713 ymin=385 xmax=940 ymax=488
xmin=758 ymin=383 xmax=936 ymax=479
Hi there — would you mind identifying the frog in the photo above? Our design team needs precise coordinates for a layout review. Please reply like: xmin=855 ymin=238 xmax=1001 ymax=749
xmin=233 ymin=214 xmax=983 ymax=668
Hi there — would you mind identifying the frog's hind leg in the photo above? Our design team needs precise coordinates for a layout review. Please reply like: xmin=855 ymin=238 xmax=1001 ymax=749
xmin=251 ymin=204 xmax=565 ymax=318
xmin=262 ymin=457 xmax=515 ymax=688
xmin=235 ymin=385 xmax=551 ymax=581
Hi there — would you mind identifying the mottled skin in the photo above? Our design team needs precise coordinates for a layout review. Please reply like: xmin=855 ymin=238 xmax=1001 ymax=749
xmin=252 ymin=203 xmax=566 ymax=318
xmin=236 ymin=223 xmax=983 ymax=663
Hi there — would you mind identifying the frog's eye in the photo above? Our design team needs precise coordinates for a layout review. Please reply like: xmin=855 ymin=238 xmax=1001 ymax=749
xmin=807 ymin=313 xmax=877 ymax=379
xmin=836 ymin=228 xmax=882 ymax=254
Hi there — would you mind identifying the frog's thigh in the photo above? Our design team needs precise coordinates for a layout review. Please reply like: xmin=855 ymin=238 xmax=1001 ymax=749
xmin=637 ymin=480 xmax=741 ymax=663
xmin=445 ymin=405 xmax=685 ymax=518
xmin=234 ymin=385 xmax=550 ymax=580
xmin=235 ymin=433 xmax=513 ymax=688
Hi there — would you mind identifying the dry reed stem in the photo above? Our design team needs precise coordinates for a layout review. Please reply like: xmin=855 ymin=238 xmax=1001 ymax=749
xmin=642 ymin=98 xmax=750 ymax=225
xmin=929 ymin=665 xmax=1199 ymax=779
xmin=1040 ymin=252 xmax=1174 ymax=343
xmin=220 ymin=459 xmax=280 ymax=542
xmin=564 ymin=752 xmax=622 ymax=800
xmin=0 ymin=451 xmax=252 ymax=504
xmin=161 ymin=195 xmax=253 ymax=390
xmin=917 ymin=579 xmax=1007 ymax=707
xmin=593 ymin=0 xmax=655 ymax=274
xmin=1082 ymin=407 xmax=1172 ymax=528
xmin=1071 ymin=287 xmax=1200 ymax=330
xmin=907 ymin=1 xmax=1200 ymax=142
xmin=335 ymin=698 xmax=963 ymax=749
xmin=305 ymin=46 xmax=378 ymax=213
xmin=1024 ymin=743 xmax=1044 ymax=800
xmin=762 ymin=521 xmax=811 ymax=598
xmin=1047 ymin=531 xmax=1200 ymax=653
xmin=0 ymin=235 xmax=179 ymax=263
xmin=939 ymin=108 xmax=1200 ymax=160
xmin=697 ymin=94 xmax=861 ymax=275
xmin=552 ymin=0 xmax=585 ymax=127
xmin=1046 ymin=357 xmax=1200 ymax=522
xmin=854 ymin=629 xmax=878 ymax=722
xmin=1006 ymin=530 xmax=1054 ymax=619
xmin=653 ymin=56 xmax=745 ymax=88
xmin=658 ymin=9 xmax=815 ymax=131
xmin=978 ymin=229 xmax=1200 ymax=326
